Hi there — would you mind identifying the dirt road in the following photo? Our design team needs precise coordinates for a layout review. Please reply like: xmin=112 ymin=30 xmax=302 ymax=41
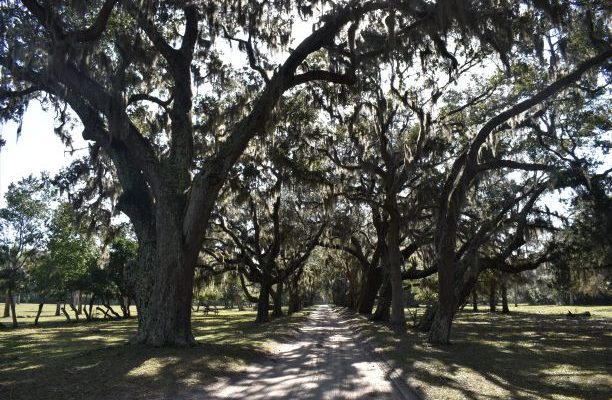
xmin=203 ymin=305 xmax=416 ymax=399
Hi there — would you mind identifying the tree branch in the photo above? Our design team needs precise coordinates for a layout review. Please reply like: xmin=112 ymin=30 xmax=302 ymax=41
xmin=0 ymin=86 xmax=40 ymax=100
xmin=287 ymin=69 xmax=356 ymax=89
xmin=65 ymin=0 xmax=119 ymax=42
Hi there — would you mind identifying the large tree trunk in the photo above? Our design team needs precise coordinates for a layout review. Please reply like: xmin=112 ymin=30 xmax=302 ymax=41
xmin=371 ymin=277 xmax=391 ymax=322
xmin=256 ymin=281 xmax=271 ymax=323
xmin=271 ymin=282 xmax=283 ymax=318
xmin=428 ymin=237 xmax=456 ymax=344
xmin=489 ymin=277 xmax=497 ymax=313
xmin=287 ymin=268 xmax=304 ymax=315
xmin=288 ymin=288 xmax=301 ymax=314
xmin=10 ymin=290 xmax=17 ymax=328
xmin=472 ymin=289 xmax=478 ymax=311
xmin=55 ymin=302 xmax=61 ymax=316
xmin=130 ymin=217 xmax=196 ymax=346
xmin=387 ymin=206 xmax=406 ymax=331
xmin=501 ymin=274 xmax=510 ymax=314
xmin=357 ymin=266 xmax=382 ymax=315
xmin=428 ymin=255 xmax=480 ymax=344
xmin=417 ymin=303 xmax=437 ymax=332
xmin=3 ymin=290 xmax=10 ymax=318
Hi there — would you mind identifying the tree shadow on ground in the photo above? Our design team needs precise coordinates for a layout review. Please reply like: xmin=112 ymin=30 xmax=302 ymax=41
xmin=197 ymin=305 xmax=398 ymax=399
xmin=0 ymin=310 xmax=308 ymax=400
xmin=338 ymin=307 xmax=612 ymax=400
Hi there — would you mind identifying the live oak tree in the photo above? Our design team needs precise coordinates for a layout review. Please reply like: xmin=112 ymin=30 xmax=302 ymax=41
xmin=0 ymin=175 xmax=51 ymax=327
xmin=427 ymin=59 xmax=611 ymax=343
xmin=317 ymin=0 xmax=610 ymax=342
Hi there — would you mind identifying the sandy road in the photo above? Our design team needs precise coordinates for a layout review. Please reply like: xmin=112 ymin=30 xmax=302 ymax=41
xmin=202 ymin=305 xmax=415 ymax=400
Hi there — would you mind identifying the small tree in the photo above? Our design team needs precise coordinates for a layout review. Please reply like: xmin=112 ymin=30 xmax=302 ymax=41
xmin=0 ymin=175 xmax=50 ymax=327
xmin=43 ymin=203 xmax=95 ymax=320
xmin=106 ymin=236 xmax=138 ymax=317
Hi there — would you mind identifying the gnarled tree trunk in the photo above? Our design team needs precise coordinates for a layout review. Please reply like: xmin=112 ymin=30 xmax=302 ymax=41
xmin=428 ymin=255 xmax=480 ymax=344
xmin=129 ymin=209 xmax=196 ymax=346
xmin=288 ymin=289 xmax=301 ymax=314
xmin=371 ymin=277 xmax=391 ymax=322
xmin=387 ymin=201 xmax=406 ymax=331
xmin=272 ymin=282 xmax=283 ymax=318
xmin=357 ymin=266 xmax=382 ymax=315
xmin=256 ymin=281 xmax=271 ymax=323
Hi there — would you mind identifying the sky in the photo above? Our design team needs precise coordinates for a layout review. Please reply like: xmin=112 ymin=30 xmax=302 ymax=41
xmin=0 ymin=102 xmax=90 ymax=206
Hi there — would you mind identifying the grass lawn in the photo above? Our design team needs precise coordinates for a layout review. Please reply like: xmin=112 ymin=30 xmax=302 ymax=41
xmin=340 ymin=304 xmax=612 ymax=400
xmin=0 ymin=304 xmax=308 ymax=400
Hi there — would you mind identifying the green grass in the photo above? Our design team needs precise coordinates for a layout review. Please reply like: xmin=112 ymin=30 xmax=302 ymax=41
xmin=0 ymin=303 xmax=135 ymax=326
xmin=340 ymin=304 xmax=612 ymax=400
xmin=0 ymin=304 xmax=309 ymax=400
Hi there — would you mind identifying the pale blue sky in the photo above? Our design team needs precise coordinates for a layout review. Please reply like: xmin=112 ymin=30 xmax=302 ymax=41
xmin=0 ymin=102 xmax=89 ymax=206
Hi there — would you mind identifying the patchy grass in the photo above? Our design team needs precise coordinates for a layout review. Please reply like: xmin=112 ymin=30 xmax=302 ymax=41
xmin=512 ymin=304 xmax=612 ymax=319
xmin=0 ymin=305 xmax=309 ymax=400
xmin=340 ymin=304 xmax=612 ymax=400
xmin=0 ymin=303 xmax=136 ymax=327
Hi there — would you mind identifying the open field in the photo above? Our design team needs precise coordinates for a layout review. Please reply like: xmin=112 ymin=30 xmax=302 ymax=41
xmin=342 ymin=304 xmax=612 ymax=400
xmin=0 ymin=304 xmax=309 ymax=400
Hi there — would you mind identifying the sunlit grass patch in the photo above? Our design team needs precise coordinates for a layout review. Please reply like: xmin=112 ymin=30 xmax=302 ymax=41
xmin=341 ymin=304 xmax=612 ymax=400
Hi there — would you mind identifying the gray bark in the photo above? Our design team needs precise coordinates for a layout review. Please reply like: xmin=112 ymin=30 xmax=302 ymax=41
xmin=272 ymin=282 xmax=283 ymax=318
xmin=386 ymin=205 xmax=405 ymax=330
xmin=371 ymin=277 xmax=391 ymax=322
xmin=34 ymin=303 xmax=44 ymax=326
xmin=256 ymin=282 xmax=271 ymax=323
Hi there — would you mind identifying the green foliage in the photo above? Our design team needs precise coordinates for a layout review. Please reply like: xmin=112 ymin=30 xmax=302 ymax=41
xmin=0 ymin=175 xmax=51 ymax=292
xmin=39 ymin=203 xmax=96 ymax=298
xmin=106 ymin=235 xmax=137 ymax=298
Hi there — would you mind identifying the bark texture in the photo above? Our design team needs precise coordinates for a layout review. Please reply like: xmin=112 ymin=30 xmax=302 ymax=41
xmin=256 ymin=282 xmax=271 ymax=323
xmin=272 ymin=282 xmax=284 ymax=318
xmin=357 ymin=266 xmax=382 ymax=315
xmin=371 ymin=277 xmax=391 ymax=322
